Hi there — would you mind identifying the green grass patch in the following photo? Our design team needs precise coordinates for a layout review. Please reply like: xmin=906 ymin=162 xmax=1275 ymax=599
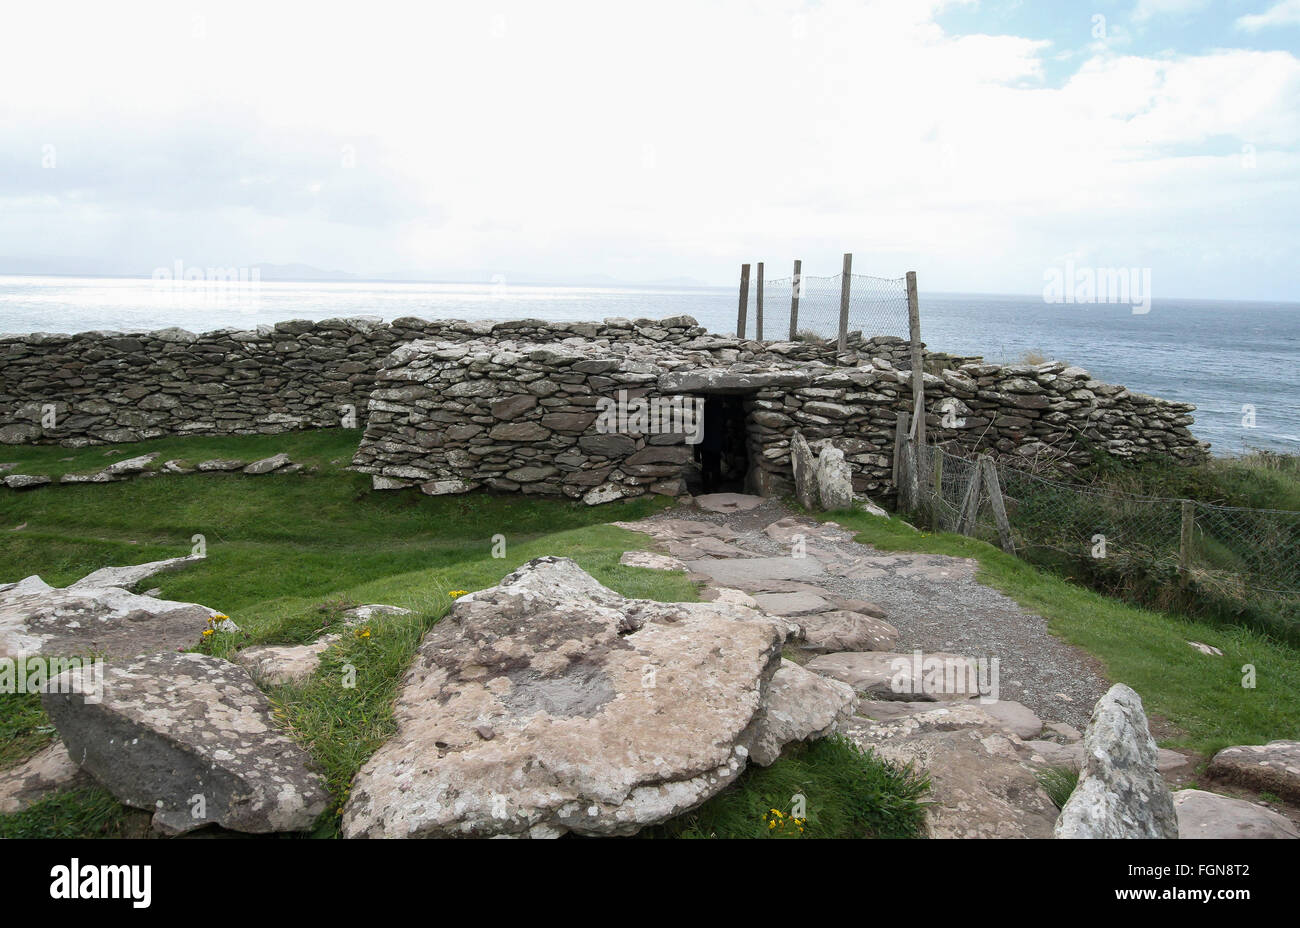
xmin=827 ymin=509 xmax=1300 ymax=757
xmin=643 ymin=736 xmax=929 ymax=839
xmin=0 ymin=787 xmax=142 ymax=838
xmin=0 ymin=692 xmax=55 ymax=769
xmin=0 ymin=428 xmax=362 ymax=481
xmin=1035 ymin=766 xmax=1080 ymax=810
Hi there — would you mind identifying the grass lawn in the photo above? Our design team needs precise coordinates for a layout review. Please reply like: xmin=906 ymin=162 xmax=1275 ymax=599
xmin=0 ymin=428 xmax=926 ymax=838
xmin=824 ymin=509 xmax=1300 ymax=758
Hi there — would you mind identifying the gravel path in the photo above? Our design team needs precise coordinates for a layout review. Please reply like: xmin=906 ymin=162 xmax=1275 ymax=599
xmin=628 ymin=497 xmax=1110 ymax=729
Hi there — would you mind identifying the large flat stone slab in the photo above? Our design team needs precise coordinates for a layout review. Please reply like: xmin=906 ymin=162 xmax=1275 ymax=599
xmin=1 ymin=575 xmax=217 ymax=659
xmin=690 ymin=556 xmax=824 ymax=588
xmin=695 ymin=493 xmax=763 ymax=513
xmin=43 ymin=652 xmax=329 ymax=834
xmin=1174 ymin=789 xmax=1300 ymax=839
xmin=68 ymin=554 xmax=206 ymax=590
xmin=805 ymin=651 xmax=980 ymax=701
xmin=342 ymin=557 xmax=794 ymax=838
xmin=797 ymin=611 xmax=899 ymax=653
xmin=1208 ymin=741 xmax=1300 ymax=803
xmin=752 ymin=590 xmax=833 ymax=616
xmin=844 ymin=711 xmax=1058 ymax=838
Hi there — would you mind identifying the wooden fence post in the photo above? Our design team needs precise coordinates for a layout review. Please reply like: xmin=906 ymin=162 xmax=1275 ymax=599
xmin=1179 ymin=500 xmax=1195 ymax=588
xmin=981 ymin=456 xmax=1016 ymax=554
xmin=893 ymin=411 xmax=910 ymax=508
xmin=755 ymin=261 xmax=764 ymax=342
xmin=957 ymin=460 xmax=984 ymax=535
xmin=837 ymin=253 xmax=852 ymax=352
xmin=906 ymin=270 xmax=926 ymax=479
xmin=737 ymin=263 xmax=750 ymax=339
xmin=789 ymin=258 xmax=801 ymax=341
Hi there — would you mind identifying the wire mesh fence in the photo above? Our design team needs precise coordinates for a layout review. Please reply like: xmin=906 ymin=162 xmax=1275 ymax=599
xmin=917 ymin=443 xmax=1300 ymax=641
xmin=741 ymin=269 xmax=910 ymax=343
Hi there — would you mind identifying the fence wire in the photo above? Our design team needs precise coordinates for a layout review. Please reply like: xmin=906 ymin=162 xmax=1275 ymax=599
xmin=922 ymin=445 xmax=1300 ymax=624
xmin=742 ymin=271 xmax=909 ymax=342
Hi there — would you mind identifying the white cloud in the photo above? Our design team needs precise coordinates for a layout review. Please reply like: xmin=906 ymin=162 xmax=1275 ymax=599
xmin=0 ymin=0 xmax=1296 ymax=298
xmin=1236 ymin=0 xmax=1300 ymax=32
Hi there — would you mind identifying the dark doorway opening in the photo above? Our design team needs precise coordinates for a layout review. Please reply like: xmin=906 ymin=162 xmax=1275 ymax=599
xmin=689 ymin=394 xmax=749 ymax=494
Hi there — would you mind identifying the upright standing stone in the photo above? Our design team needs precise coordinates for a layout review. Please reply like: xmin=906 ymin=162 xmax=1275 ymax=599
xmin=815 ymin=445 xmax=854 ymax=511
xmin=1055 ymin=684 xmax=1177 ymax=839
xmin=790 ymin=430 xmax=819 ymax=510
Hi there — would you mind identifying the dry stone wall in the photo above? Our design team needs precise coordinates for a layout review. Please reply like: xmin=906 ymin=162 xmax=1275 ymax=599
xmin=1 ymin=312 xmax=1206 ymax=503
xmin=353 ymin=326 xmax=1205 ymax=505
xmin=0 ymin=316 xmax=710 ymax=446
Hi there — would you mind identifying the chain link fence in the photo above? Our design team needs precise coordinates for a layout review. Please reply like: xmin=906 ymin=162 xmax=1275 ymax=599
xmin=918 ymin=443 xmax=1300 ymax=642
xmin=742 ymin=270 xmax=910 ymax=342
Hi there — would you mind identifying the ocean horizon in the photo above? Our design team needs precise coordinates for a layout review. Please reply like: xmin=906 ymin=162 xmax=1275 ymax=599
xmin=1 ymin=274 xmax=1296 ymax=456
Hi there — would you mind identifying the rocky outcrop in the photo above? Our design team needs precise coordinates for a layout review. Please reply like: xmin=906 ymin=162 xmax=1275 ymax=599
xmin=843 ymin=704 xmax=1059 ymax=838
xmin=0 ymin=742 xmax=90 ymax=814
xmin=0 ymin=564 xmax=218 ymax=658
xmin=341 ymin=557 xmax=850 ymax=838
xmin=233 ymin=635 xmax=339 ymax=686
xmin=1054 ymin=684 xmax=1177 ymax=839
xmin=805 ymin=651 xmax=978 ymax=701
xmin=1174 ymin=789 xmax=1299 ymax=839
xmin=796 ymin=610 xmax=899 ymax=653
xmin=749 ymin=660 xmax=856 ymax=766
xmin=42 ymin=652 xmax=329 ymax=834
xmin=1207 ymin=741 xmax=1300 ymax=803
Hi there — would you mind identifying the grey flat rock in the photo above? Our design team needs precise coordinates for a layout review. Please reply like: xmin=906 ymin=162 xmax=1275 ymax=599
xmin=806 ymin=651 xmax=980 ymax=701
xmin=68 ymin=554 xmax=205 ymax=590
xmin=43 ymin=652 xmax=329 ymax=834
xmin=1 ymin=574 xmax=217 ymax=658
xmin=690 ymin=556 xmax=824 ymax=588
xmin=1174 ymin=789 xmax=1300 ymax=839
xmin=1208 ymin=740 xmax=1300 ymax=803
xmin=797 ymin=610 xmax=900 ymax=653
xmin=342 ymin=557 xmax=798 ymax=838
xmin=695 ymin=493 xmax=764 ymax=513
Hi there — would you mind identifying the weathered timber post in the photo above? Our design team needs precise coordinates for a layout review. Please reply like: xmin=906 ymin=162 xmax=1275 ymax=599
xmin=981 ymin=456 xmax=1016 ymax=554
xmin=957 ymin=460 xmax=984 ymax=535
xmin=837 ymin=253 xmax=852 ymax=352
xmin=789 ymin=258 xmax=801 ymax=341
xmin=906 ymin=270 xmax=927 ymax=480
xmin=737 ymin=263 xmax=750 ymax=339
xmin=1179 ymin=499 xmax=1195 ymax=588
xmin=755 ymin=261 xmax=764 ymax=342
xmin=893 ymin=411 xmax=910 ymax=507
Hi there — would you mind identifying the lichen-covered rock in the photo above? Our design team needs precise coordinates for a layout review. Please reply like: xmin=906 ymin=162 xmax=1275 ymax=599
xmin=0 ymin=574 xmax=216 ymax=659
xmin=234 ymin=635 xmax=339 ymax=686
xmin=844 ymin=707 xmax=1058 ymax=838
xmin=749 ymin=660 xmax=855 ymax=766
xmin=0 ymin=742 xmax=90 ymax=814
xmin=790 ymin=430 xmax=819 ymax=510
xmin=341 ymin=557 xmax=798 ymax=838
xmin=1174 ymin=789 xmax=1300 ymax=839
xmin=815 ymin=445 xmax=854 ymax=510
xmin=42 ymin=652 xmax=329 ymax=834
xmin=1207 ymin=740 xmax=1300 ymax=803
xmin=796 ymin=610 xmax=899 ymax=653
xmin=805 ymin=650 xmax=978 ymax=701
xmin=1054 ymin=684 xmax=1177 ymax=839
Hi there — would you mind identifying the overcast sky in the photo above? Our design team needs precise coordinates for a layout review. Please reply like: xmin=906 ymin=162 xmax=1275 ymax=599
xmin=1 ymin=0 xmax=1297 ymax=298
